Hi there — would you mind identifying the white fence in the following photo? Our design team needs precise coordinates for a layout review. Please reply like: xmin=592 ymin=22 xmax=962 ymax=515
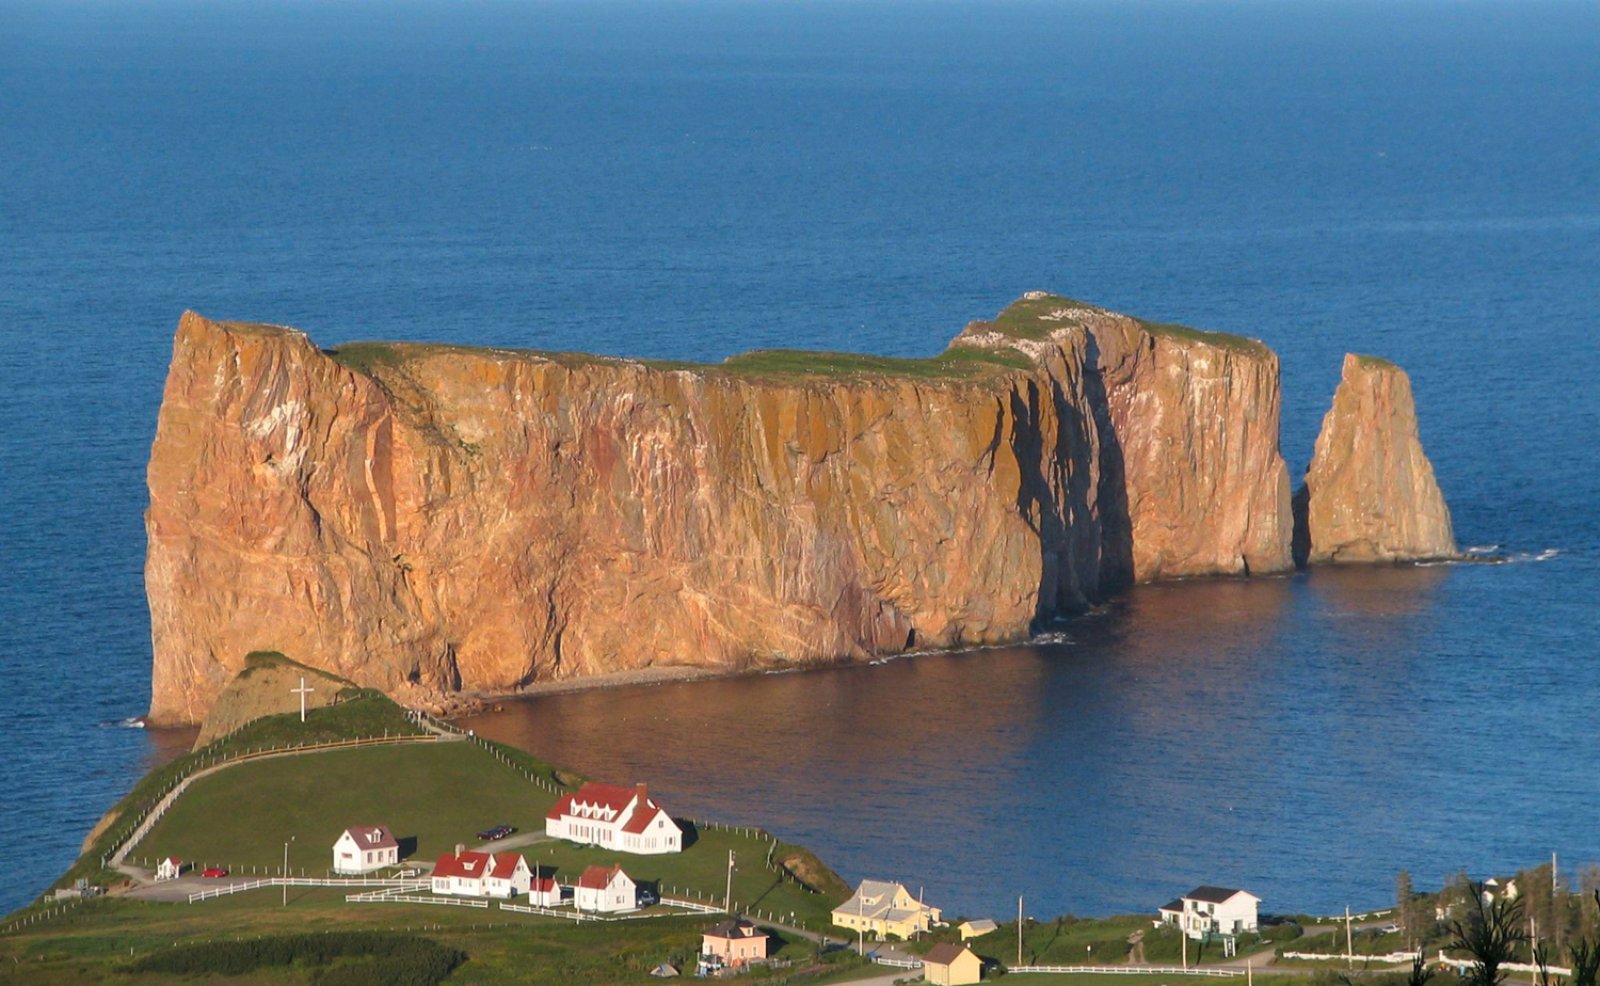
xmin=188 ymin=876 xmax=426 ymax=903
xmin=660 ymin=896 xmax=722 ymax=914
xmin=1282 ymin=951 xmax=1421 ymax=964
xmin=872 ymin=955 xmax=922 ymax=969
xmin=348 ymin=893 xmax=488 ymax=909
xmin=1012 ymin=966 xmax=1240 ymax=977
xmin=1437 ymin=952 xmax=1570 ymax=977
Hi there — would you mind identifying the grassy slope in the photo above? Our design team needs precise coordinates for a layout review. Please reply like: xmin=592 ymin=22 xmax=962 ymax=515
xmin=133 ymin=743 xmax=556 ymax=875
xmin=56 ymin=693 xmax=427 ymax=896
xmin=128 ymin=734 xmax=839 ymax=926
xmin=0 ymin=888 xmax=876 ymax=985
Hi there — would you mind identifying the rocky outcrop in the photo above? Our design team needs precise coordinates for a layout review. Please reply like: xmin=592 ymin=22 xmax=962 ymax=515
xmin=145 ymin=294 xmax=1298 ymax=724
xmin=193 ymin=652 xmax=352 ymax=747
xmin=1296 ymin=353 xmax=1455 ymax=565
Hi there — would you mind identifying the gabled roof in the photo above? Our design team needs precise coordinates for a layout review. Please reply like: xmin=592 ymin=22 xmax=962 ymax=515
xmin=433 ymin=851 xmax=491 ymax=880
xmin=1159 ymin=898 xmax=1185 ymax=913
xmin=576 ymin=863 xmax=627 ymax=890
xmin=163 ymin=856 xmax=182 ymax=865
xmin=342 ymin=825 xmax=398 ymax=850
xmin=622 ymin=803 xmax=662 ymax=834
xmin=834 ymin=879 xmax=928 ymax=921
xmin=487 ymin=853 xmax=525 ymax=880
xmin=926 ymin=943 xmax=975 ymax=966
xmin=1185 ymin=886 xmax=1257 ymax=905
xmin=531 ymin=875 xmax=560 ymax=893
xmin=705 ymin=918 xmax=763 ymax=941
xmin=961 ymin=918 xmax=998 ymax=934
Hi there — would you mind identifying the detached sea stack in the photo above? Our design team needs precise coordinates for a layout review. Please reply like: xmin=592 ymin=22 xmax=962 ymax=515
xmin=1296 ymin=354 xmax=1456 ymax=564
xmin=143 ymin=294 xmax=1443 ymax=725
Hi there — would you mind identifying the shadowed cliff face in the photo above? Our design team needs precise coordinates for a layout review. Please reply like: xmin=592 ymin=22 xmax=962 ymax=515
xmin=145 ymin=296 xmax=1296 ymax=724
xmin=1296 ymin=353 xmax=1456 ymax=565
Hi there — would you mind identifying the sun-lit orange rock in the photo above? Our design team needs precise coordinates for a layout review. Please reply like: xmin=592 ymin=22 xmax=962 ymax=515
xmin=144 ymin=294 xmax=1304 ymax=724
xmin=1298 ymin=353 xmax=1456 ymax=565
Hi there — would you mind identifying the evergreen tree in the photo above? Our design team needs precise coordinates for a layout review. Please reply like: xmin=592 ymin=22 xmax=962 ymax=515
xmin=1397 ymin=870 xmax=1416 ymax=947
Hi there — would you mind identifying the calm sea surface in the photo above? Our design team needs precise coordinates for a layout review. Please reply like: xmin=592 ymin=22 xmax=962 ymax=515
xmin=2 ymin=0 xmax=1596 ymax=918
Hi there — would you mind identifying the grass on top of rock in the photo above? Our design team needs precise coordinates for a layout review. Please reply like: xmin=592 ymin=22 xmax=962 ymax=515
xmin=1354 ymin=353 xmax=1399 ymax=370
xmin=717 ymin=343 xmax=1033 ymax=379
xmin=235 ymin=648 xmax=352 ymax=685
xmin=969 ymin=292 xmax=1267 ymax=355
xmin=327 ymin=336 xmax=1036 ymax=382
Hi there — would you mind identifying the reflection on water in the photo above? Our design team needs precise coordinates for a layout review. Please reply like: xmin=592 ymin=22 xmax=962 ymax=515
xmin=456 ymin=561 xmax=1596 ymax=920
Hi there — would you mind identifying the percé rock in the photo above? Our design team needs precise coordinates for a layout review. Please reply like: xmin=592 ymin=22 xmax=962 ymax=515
xmin=145 ymin=294 xmax=1295 ymax=725
xmin=1297 ymin=353 xmax=1455 ymax=564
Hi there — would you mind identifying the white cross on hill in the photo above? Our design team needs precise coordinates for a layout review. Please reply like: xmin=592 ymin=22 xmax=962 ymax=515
xmin=291 ymin=676 xmax=314 ymax=723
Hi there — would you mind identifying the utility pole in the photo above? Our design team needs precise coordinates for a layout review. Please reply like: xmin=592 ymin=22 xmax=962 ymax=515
xmin=1017 ymin=895 xmax=1024 ymax=968
xmin=282 ymin=835 xmax=295 ymax=906
xmin=1346 ymin=905 xmax=1354 ymax=969
xmin=724 ymin=851 xmax=735 ymax=915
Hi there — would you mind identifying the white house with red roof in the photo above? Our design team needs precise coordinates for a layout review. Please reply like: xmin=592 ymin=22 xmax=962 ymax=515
xmin=431 ymin=850 xmax=531 ymax=897
xmin=155 ymin=857 xmax=183 ymax=881
xmin=483 ymin=853 xmax=533 ymax=897
xmin=574 ymin=863 xmax=638 ymax=913
xmin=528 ymin=870 xmax=564 ymax=907
xmin=332 ymin=825 xmax=400 ymax=874
xmin=545 ymin=782 xmax=683 ymax=854
xmin=432 ymin=850 xmax=491 ymax=896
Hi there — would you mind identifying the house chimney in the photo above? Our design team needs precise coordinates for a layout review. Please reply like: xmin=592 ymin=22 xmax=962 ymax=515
xmin=636 ymin=782 xmax=648 ymax=803
xmin=454 ymin=843 xmax=465 ymax=856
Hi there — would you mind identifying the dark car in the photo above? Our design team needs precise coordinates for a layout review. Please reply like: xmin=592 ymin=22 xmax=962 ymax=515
xmin=476 ymin=824 xmax=516 ymax=841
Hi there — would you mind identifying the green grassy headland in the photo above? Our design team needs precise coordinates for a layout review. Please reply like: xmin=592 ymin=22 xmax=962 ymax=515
xmin=320 ymin=293 xmax=1259 ymax=384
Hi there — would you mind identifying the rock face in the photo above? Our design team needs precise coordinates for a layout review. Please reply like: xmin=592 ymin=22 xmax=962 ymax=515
xmin=1297 ymin=353 xmax=1455 ymax=565
xmin=193 ymin=652 xmax=350 ymax=748
xmin=145 ymin=294 xmax=1298 ymax=724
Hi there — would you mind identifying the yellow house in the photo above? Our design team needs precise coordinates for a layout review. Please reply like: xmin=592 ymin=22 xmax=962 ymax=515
xmin=924 ymin=942 xmax=983 ymax=985
xmin=831 ymin=879 xmax=941 ymax=940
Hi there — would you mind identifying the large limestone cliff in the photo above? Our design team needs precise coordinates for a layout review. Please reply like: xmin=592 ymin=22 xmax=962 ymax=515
xmin=145 ymin=294 xmax=1295 ymax=724
xmin=1296 ymin=353 xmax=1456 ymax=564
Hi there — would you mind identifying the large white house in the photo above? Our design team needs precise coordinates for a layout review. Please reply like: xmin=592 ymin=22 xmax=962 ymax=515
xmin=431 ymin=850 xmax=531 ymax=898
xmin=332 ymin=825 xmax=400 ymax=874
xmin=574 ymin=864 xmax=638 ymax=913
xmin=1158 ymin=886 xmax=1261 ymax=939
xmin=545 ymin=782 xmax=683 ymax=855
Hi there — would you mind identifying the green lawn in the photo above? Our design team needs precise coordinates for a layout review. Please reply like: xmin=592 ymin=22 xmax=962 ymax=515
xmin=135 ymin=742 xmax=556 ymax=875
xmin=130 ymin=738 xmax=844 ymax=927
xmin=529 ymin=825 xmax=843 ymax=931
xmin=999 ymin=975 xmax=1302 ymax=986
xmin=53 ymin=692 xmax=430 ymax=897
xmin=0 ymin=888 xmax=873 ymax=985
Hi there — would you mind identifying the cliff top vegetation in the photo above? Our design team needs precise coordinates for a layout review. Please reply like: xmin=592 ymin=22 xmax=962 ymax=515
xmin=318 ymin=292 xmax=1263 ymax=383
xmin=968 ymin=291 xmax=1268 ymax=355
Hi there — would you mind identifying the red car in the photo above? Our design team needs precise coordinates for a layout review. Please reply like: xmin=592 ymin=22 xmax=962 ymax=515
xmin=200 ymin=867 xmax=229 ymax=878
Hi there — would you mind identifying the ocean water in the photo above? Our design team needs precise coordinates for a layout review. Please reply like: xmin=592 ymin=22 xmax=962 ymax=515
xmin=1 ymin=0 xmax=1596 ymax=918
